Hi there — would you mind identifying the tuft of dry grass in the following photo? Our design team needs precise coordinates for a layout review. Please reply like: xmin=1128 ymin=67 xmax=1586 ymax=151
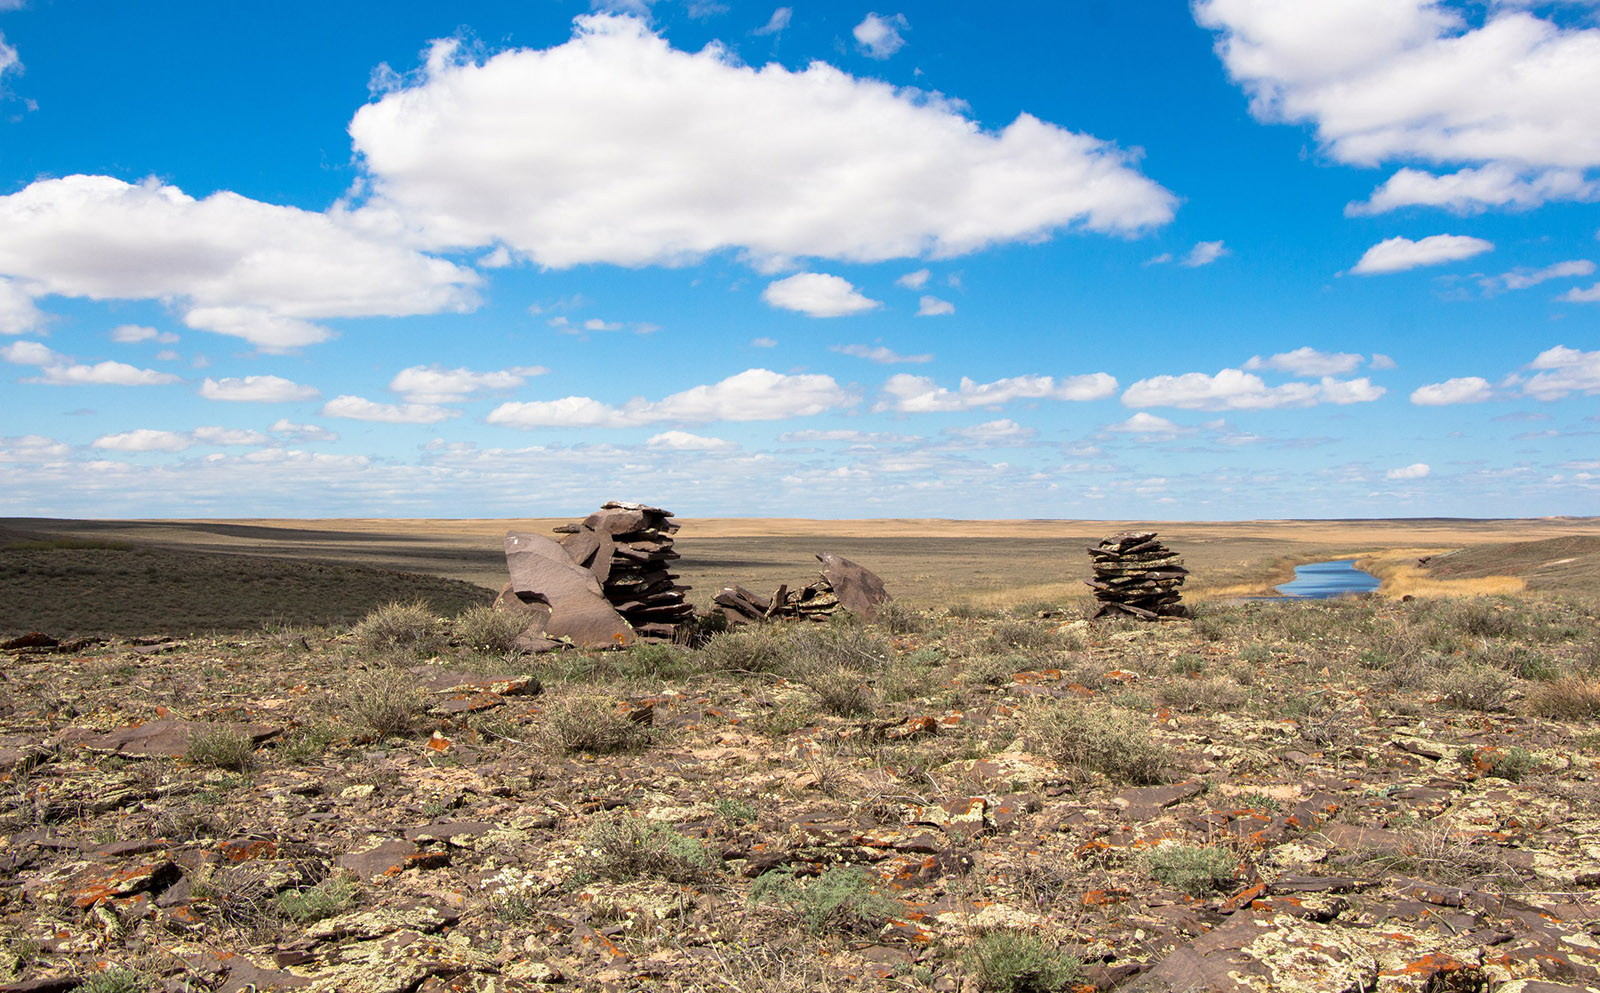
xmin=452 ymin=604 xmax=532 ymax=653
xmin=1526 ymin=675 xmax=1600 ymax=720
xmin=539 ymin=694 xmax=650 ymax=754
xmin=1023 ymin=700 xmax=1168 ymax=785
xmin=343 ymin=674 xmax=428 ymax=737
xmin=185 ymin=725 xmax=255 ymax=772
xmin=353 ymin=600 xmax=444 ymax=654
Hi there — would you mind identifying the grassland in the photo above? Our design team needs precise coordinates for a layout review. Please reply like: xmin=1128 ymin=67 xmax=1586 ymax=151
xmin=4 ymin=515 xmax=1597 ymax=638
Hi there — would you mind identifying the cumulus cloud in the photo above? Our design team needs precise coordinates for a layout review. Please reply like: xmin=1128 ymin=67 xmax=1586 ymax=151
xmin=1197 ymin=0 xmax=1600 ymax=204
xmin=1410 ymin=376 xmax=1494 ymax=405
xmin=1122 ymin=369 xmax=1385 ymax=410
xmin=1350 ymin=234 xmax=1493 ymax=274
xmin=271 ymin=419 xmax=338 ymax=443
xmin=1484 ymin=259 xmax=1595 ymax=293
xmin=388 ymin=364 xmax=548 ymax=403
xmin=191 ymin=426 xmax=272 ymax=446
xmin=940 ymin=419 xmax=1036 ymax=443
xmin=0 ymin=175 xmax=480 ymax=348
xmin=779 ymin=428 xmax=922 ymax=444
xmin=346 ymin=16 xmax=1175 ymax=269
xmin=1386 ymin=463 xmax=1431 ymax=480
xmin=830 ymin=343 xmax=931 ymax=364
xmin=916 ymin=295 xmax=955 ymax=316
xmin=1348 ymin=164 xmax=1599 ymax=215
xmin=0 ymin=435 xmax=71 ymax=463
xmin=487 ymin=368 xmax=854 ymax=428
xmin=896 ymin=268 xmax=930 ymax=289
xmin=646 ymin=430 xmax=738 ymax=451
xmin=109 ymin=324 xmax=179 ymax=345
xmin=1523 ymin=345 xmax=1600 ymax=399
xmin=30 ymin=361 xmax=180 ymax=387
xmin=1 ymin=339 xmax=54 ymax=365
xmin=93 ymin=429 xmax=191 ymax=453
xmin=879 ymin=371 xmax=1118 ymax=413
xmin=1559 ymin=283 xmax=1600 ymax=302
xmin=0 ymin=277 xmax=43 ymax=335
xmin=0 ymin=32 xmax=17 ymax=80
xmin=1181 ymin=240 xmax=1229 ymax=267
xmin=199 ymin=375 xmax=320 ymax=403
xmin=1244 ymin=346 xmax=1364 ymax=377
xmin=854 ymin=12 xmax=908 ymax=58
xmin=321 ymin=395 xmax=458 ymax=424
xmin=762 ymin=273 xmax=880 ymax=317
xmin=1110 ymin=412 xmax=1182 ymax=434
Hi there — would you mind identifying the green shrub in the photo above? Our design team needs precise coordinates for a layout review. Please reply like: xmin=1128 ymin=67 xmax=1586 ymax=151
xmin=1024 ymin=701 xmax=1167 ymax=784
xmin=274 ymin=877 xmax=356 ymax=923
xmin=795 ymin=665 xmax=877 ymax=717
xmin=354 ymin=600 xmax=443 ymax=654
xmin=539 ymin=695 xmax=649 ymax=754
xmin=185 ymin=725 xmax=254 ymax=772
xmin=344 ymin=675 xmax=427 ymax=737
xmin=1459 ymin=745 xmax=1537 ymax=782
xmin=1435 ymin=661 xmax=1513 ymax=711
xmin=1145 ymin=844 xmax=1237 ymax=897
xmin=453 ymin=604 xmax=531 ymax=653
xmin=618 ymin=642 xmax=700 ymax=681
xmin=749 ymin=866 xmax=900 ymax=935
xmin=875 ymin=602 xmax=929 ymax=634
xmin=578 ymin=812 xmax=716 ymax=884
xmin=700 ymin=628 xmax=792 ymax=673
xmin=962 ymin=931 xmax=1082 ymax=993
xmin=279 ymin=721 xmax=342 ymax=764
xmin=78 ymin=970 xmax=155 ymax=993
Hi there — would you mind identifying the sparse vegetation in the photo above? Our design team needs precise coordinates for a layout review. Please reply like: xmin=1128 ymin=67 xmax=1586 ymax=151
xmin=343 ymin=674 xmax=427 ymax=737
xmin=77 ymin=969 xmax=156 ymax=993
xmin=184 ymin=724 xmax=255 ymax=772
xmin=453 ymin=604 xmax=531 ymax=653
xmin=962 ymin=931 xmax=1083 ymax=993
xmin=578 ymin=812 xmax=716 ymax=884
xmin=354 ymin=600 xmax=445 ymax=654
xmin=274 ymin=878 xmax=357 ymax=923
xmin=539 ymin=694 xmax=650 ymax=754
xmin=750 ymin=867 xmax=901 ymax=935
xmin=1144 ymin=844 xmax=1238 ymax=897
xmin=1024 ymin=700 xmax=1168 ymax=784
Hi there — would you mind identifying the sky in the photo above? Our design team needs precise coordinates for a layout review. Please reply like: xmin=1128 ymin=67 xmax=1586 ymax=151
xmin=0 ymin=0 xmax=1597 ymax=521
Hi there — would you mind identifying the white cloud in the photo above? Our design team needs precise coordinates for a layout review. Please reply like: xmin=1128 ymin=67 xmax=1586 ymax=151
xmin=1386 ymin=463 xmax=1431 ymax=480
xmin=1122 ymin=369 xmax=1384 ymax=410
xmin=854 ymin=12 xmax=909 ymax=58
xmin=0 ymin=32 xmax=17 ymax=80
xmin=1488 ymin=258 xmax=1595 ymax=292
xmin=199 ymin=375 xmax=320 ymax=403
xmin=321 ymin=395 xmax=459 ymax=424
xmin=762 ymin=273 xmax=880 ymax=317
xmin=1350 ymin=234 xmax=1493 ymax=274
xmin=1244 ymin=346 xmax=1364 ymax=376
xmin=190 ymin=426 xmax=272 ymax=446
xmin=487 ymin=368 xmax=854 ymax=428
xmin=0 ymin=175 xmax=480 ymax=347
xmin=830 ymin=343 xmax=931 ymax=364
xmin=896 ymin=268 xmax=930 ymax=289
xmin=1524 ymin=345 xmax=1600 ymax=399
xmin=0 ymin=277 xmax=44 ymax=335
xmin=109 ymin=324 xmax=180 ymax=345
xmin=388 ymin=364 xmax=548 ymax=403
xmin=646 ymin=430 xmax=738 ymax=451
xmin=346 ymin=16 xmax=1175 ymax=269
xmin=753 ymin=7 xmax=791 ymax=34
xmin=916 ymin=295 xmax=955 ymax=316
xmin=1370 ymin=353 xmax=1397 ymax=370
xmin=1110 ymin=412 xmax=1182 ymax=434
xmin=1348 ymin=164 xmax=1599 ymax=215
xmin=880 ymin=371 xmax=1118 ymax=412
xmin=1197 ymin=1 xmax=1600 ymax=185
xmin=271 ymin=419 xmax=339 ymax=443
xmin=1410 ymin=376 xmax=1493 ymax=405
xmin=941 ymin=419 xmax=1036 ymax=443
xmin=779 ymin=428 xmax=921 ymax=443
xmin=1 ymin=339 xmax=55 ymax=365
xmin=93 ymin=429 xmax=191 ymax=453
xmin=750 ymin=336 xmax=778 ymax=348
xmin=0 ymin=435 xmax=71 ymax=463
xmin=1558 ymin=282 xmax=1600 ymax=302
xmin=1181 ymin=240 xmax=1229 ymax=267
xmin=30 ymin=361 xmax=180 ymax=387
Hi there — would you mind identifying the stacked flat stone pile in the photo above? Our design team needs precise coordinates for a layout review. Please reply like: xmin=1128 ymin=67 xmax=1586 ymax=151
xmin=714 ymin=553 xmax=891 ymax=625
xmin=553 ymin=502 xmax=693 ymax=641
xmin=1086 ymin=531 xmax=1190 ymax=620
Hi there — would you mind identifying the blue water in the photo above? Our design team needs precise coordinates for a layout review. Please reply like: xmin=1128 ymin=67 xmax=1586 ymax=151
xmin=1274 ymin=559 xmax=1381 ymax=599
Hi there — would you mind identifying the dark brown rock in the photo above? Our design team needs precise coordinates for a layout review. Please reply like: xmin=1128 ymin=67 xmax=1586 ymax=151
xmin=504 ymin=532 xmax=634 ymax=648
xmin=816 ymin=553 xmax=892 ymax=619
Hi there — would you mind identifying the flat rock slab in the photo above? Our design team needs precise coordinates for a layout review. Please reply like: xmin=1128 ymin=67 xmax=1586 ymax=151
xmin=504 ymin=532 xmax=633 ymax=648
xmin=336 ymin=840 xmax=449 ymax=882
xmin=815 ymin=553 xmax=892 ymax=619
xmin=58 ymin=719 xmax=277 ymax=759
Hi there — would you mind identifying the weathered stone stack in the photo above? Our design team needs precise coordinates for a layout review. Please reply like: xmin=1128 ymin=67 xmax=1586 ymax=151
xmin=714 ymin=553 xmax=891 ymax=625
xmin=553 ymin=502 xmax=693 ymax=641
xmin=497 ymin=501 xmax=692 ymax=649
xmin=1086 ymin=531 xmax=1189 ymax=620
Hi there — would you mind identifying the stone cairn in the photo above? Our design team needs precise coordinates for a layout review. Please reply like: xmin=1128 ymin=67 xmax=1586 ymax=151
xmin=1086 ymin=531 xmax=1190 ymax=620
xmin=714 ymin=553 xmax=891 ymax=625
xmin=496 ymin=501 xmax=692 ymax=649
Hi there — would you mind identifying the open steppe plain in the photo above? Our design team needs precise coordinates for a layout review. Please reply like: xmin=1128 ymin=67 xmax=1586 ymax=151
xmin=1 ymin=517 xmax=1599 ymax=992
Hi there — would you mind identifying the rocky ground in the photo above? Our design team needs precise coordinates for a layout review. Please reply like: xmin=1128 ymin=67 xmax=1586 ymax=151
xmin=2 ymin=593 xmax=1599 ymax=992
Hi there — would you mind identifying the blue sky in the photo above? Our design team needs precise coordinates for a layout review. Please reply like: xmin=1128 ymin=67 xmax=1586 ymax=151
xmin=0 ymin=0 xmax=1596 ymax=519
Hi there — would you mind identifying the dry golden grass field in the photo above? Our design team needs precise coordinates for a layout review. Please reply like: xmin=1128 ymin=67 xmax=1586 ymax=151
xmin=3 ymin=515 xmax=1598 ymax=637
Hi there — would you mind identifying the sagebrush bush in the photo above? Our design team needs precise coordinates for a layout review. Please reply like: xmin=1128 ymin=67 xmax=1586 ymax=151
xmin=1526 ymin=675 xmax=1600 ymax=720
xmin=962 ymin=931 xmax=1082 ymax=993
xmin=274 ymin=877 xmax=356 ymax=923
xmin=185 ymin=725 xmax=255 ymax=772
xmin=1145 ymin=844 xmax=1237 ymax=897
xmin=354 ymin=600 xmax=443 ymax=654
xmin=794 ymin=664 xmax=877 ymax=717
xmin=700 ymin=627 xmax=792 ymax=673
xmin=78 ymin=970 xmax=155 ymax=993
xmin=344 ymin=675 xmax=427 ymax=737
xmin=1435 ymin=661 xmax=1514 ymax=711
xmin=618 ymin=642 xmax=701 ymax=681
xmin=1024 ymin=701 xmax=1167 ymax=785
xmin=539 ymin=695 xmax=649 ymax=754
xmin=579 ymin=812 xmax=715 ymax=884
xmin=874 ymin=601 xmax=929 ymax=634
xmin=452 ymin=605 xmax=531 ymax=653
xmin=749 ymin=867 xmax=899 ymax=935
